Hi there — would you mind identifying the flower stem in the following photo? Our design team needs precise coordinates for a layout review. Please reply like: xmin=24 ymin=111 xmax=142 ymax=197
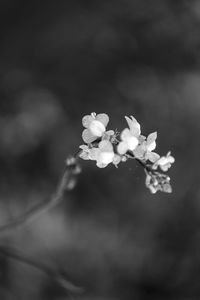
xmin=0 ymin=155 xmax=81 ymax=236
xmin=126 ymin=151 xmax=153 ymax=173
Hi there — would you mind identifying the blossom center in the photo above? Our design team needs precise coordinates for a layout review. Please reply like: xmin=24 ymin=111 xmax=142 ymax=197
xmin=89 ymin=120 xmax=105 ymax=136
xmin=126 ymin=136 xmax=139 ymax=150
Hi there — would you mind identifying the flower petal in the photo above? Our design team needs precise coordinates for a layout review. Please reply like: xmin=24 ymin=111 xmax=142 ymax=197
xmin=147 ymin=141 xmax=156 ymax=152
xmin=102 ymin=130 xmax=115 ymax=141
xmin=121 ymin=128 xmax=132 ymax=141
xmin=89 ymin=148 xmax=100 ymax=160
xmin=162 ymin=183 xmax=172 ymax=193
xmin=96 ymin=161 xmax=108 ymax=168
xmin=157 ymin=157 xmax=169 ymax=166
xmin=147 ymin=132 xmax=157 ymax=144
xmin=79 ymin=145 xmax=88 ymax=150
xmin=112 ymin=154 xmax=121 ymax=166
xmin=82 ymin=129 xmax=97 ymax=143
xmin=96 ymin=113 xmax=109 ymax=127
xmin=125 ymin=116 xmax=141 ymax=137
xmin=146 ymin=152 xmax=160 ymax=163
xmin=133 ymin=145 xmax=146 ymax=159
xmin=79 ymin=150 xmax=90 ymax=160
xmin=82 ymin=115 xmax=95 ymax=128
xmin=160 ymin=164 xmax=170 ymax=172
xmin=79 ymin=145 xmax=90 ymax=160
xmin=147 ymin=132 xmax=157 ymax=151
xmin=169 ymin=156 xmax=175 ymax=163
xmin=117 ymin=141 xmax=128 ymax=155
xmin=166 ymin=152 xmax=175 ymax=163
xmin=89 ymin=120 xmax=105 ymax=136
xmin=145 ymin=174 xmax=158 ymax=194
xmin=105 ymin=130 xmax=115 ymax=136
xmin=98 ymin=151 xmax=114 ymax=164
xmin=99 ymin=140 xmax=113 ymax=152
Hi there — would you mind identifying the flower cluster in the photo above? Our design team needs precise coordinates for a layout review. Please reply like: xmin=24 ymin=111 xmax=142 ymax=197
xmin=79 ymin=112 xmax=175 ymax=194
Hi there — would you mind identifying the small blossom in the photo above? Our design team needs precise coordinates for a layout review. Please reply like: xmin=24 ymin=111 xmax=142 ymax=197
xmin=133 ymin=132 xmax=160 ymax=163
xmin=153 ymin=151 xmax=175 ymax=171
xmin=80 ymin=140 xmax=115 ymax=168
xmin=82 ymin=112 xmax=109 ymax=144
xmin=117 ymin=116 xmax=141 ymax=155
xmin=94 ymin=140 xmax=115 ymax=168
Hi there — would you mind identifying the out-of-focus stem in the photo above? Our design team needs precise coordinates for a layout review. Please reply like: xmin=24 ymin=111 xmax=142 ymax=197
xmin=0 ymin=155 xmax=81 ymax=236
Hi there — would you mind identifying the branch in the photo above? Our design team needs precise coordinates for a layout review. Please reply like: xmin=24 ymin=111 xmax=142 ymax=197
xmin=0 ymin=155 xmax=81 ymax=236
xmin=127 ymin=151 xmax=153 ymax=172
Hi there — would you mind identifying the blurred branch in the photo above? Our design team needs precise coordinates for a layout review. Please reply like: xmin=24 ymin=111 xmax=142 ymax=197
xmin=0 ymin=155 xmax=81 ymax=236
xmin=0 ymin=244 xmax=83 ymax=295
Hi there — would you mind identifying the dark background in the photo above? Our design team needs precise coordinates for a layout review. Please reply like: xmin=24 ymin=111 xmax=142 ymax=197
xmin=0 ymin=0 xmax=200 ymax=299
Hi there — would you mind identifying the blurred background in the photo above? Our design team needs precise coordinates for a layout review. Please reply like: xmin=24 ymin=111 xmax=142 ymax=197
xmin=0 ymin=0 xmax=200 ymax=299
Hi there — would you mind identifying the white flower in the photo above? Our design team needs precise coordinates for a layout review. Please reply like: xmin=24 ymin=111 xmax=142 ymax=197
xmin=80 ymin=140 xmax=115 ymax=168
xmin=117 ymin=116 xmax=141 ymax=155
xmin=94 ymin=140 xmax=115 ymax=168
xmin=133 ymin=132 xmax=160 ymax=163
xmin=82 ymin=112 xmax=109 ymax=144
xmin=153 ymin=152 xmax=175 ymax=171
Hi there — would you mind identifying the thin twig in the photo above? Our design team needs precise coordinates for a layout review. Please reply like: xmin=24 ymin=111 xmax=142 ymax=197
xmin=0 ymin=155 xmax=81 ymax=236
xmin=127 ymin=151 xmax=153 ymax=172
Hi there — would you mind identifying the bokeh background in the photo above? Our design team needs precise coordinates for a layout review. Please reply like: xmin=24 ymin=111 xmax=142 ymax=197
xmin=0 ymin=0 xmax=200 ymax=299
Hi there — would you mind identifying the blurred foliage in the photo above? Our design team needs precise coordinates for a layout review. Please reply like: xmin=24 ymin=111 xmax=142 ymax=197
xmin=0 ymin=0 xmax=200 ymax=299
